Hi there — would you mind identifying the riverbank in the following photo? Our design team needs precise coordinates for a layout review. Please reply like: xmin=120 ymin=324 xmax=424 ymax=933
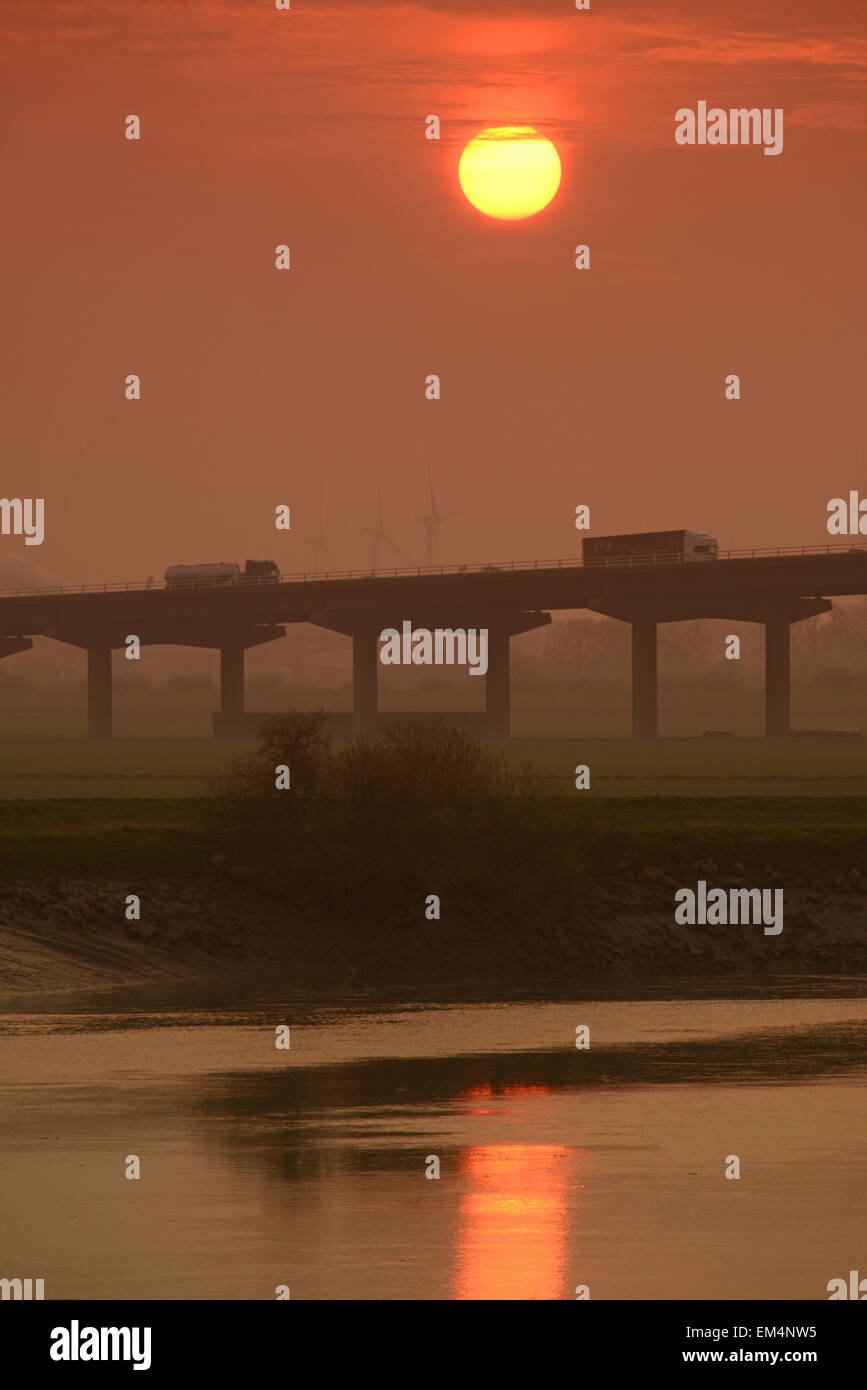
xmin=1 ymin=862 xmax=864 ymax=998
xmin=1 ymin=795 xmax=864 ymax=996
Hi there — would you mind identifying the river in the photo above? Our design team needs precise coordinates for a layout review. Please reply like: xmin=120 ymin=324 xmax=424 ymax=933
xmin=2 ymin=980 xmax=865 ymax=1300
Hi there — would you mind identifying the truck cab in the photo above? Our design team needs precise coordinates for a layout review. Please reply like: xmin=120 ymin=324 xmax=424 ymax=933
xmin=683 ymin=532 xmax=718 ymax=559
xmin=242 ymin=559 xmax=280 ymax=582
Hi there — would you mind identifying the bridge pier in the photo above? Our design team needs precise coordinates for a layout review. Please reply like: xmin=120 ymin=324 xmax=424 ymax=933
xmin=87 ymin=644 xmax=113 ymax=741
xmin=309 ymin=610 xmax=550 ymax=740
xmin=589 ymin=595 xmax=833 ymax=741
xmin=631 ymin=619 xmax=658 ymax=740
xmin=48 ymin=623 xmax=284 ymax=740
xmin=485 ymin=625 xmax=511 ymax=739
xmin=220 ymin=643 xmax=246 ymax=717
xmin=353 ymin=627 xmax=379 ymax=736
xmin=764 ymin=617 xmax=791 ymax=738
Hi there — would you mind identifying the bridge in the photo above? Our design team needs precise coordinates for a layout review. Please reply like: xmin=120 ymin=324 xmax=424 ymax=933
xmin=1 ymin=542 xmax=865 ymax=741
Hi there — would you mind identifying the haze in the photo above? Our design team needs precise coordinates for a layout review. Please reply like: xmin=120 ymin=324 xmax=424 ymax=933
xmin=1 ymin=0 xmax=865 ymax=586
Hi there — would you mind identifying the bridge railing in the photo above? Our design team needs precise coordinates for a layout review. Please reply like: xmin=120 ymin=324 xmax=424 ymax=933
xmin=0 ymin=541 xmax=864 ymax=597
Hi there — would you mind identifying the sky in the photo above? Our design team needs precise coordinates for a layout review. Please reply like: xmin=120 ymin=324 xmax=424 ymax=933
xmin=1 ymin=0 xmax=865 ymax=586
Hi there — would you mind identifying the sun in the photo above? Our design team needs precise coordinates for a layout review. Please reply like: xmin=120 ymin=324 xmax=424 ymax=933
xmin=458 ymin=126 xmax=561 ymax=221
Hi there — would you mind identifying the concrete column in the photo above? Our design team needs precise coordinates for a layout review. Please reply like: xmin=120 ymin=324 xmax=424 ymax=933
xmin=631 ymin=619 xmax=658 ymax=740
xmin=220 ymin=644 xmax=245 ymax=716
xmin=353 ymin=627 xmax=379 ymax=735
xmin=765 ymin=617 xmax=791 ymax=737
xmin=87 ymin=644 xmax=113 ymax=740
xmin=485 ymin=625 xmax=511 ymax=739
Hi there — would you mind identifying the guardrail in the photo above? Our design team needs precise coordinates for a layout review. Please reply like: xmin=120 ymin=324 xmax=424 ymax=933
xmin=0 ymin=542 xmax=864 ymax=598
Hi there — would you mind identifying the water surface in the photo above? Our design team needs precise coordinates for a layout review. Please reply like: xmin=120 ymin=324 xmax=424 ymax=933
xmin=2 ymin=985 xmax=865 ymax=1300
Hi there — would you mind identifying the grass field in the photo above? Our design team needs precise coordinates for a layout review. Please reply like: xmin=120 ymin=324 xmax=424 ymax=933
xmin=0 ymin=672 xmax=863 ymax=796
xmin=506 ymin=737 xmax=867 ymax=797
xmin=1 ymin=795 xmax=864 ymax=881
xmin=0 ymin=734 xmax=865 ymax=798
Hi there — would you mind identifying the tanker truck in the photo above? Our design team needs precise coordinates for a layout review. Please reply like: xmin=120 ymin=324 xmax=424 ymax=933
xmin=164 ymin=559 xmax=280 ymax=588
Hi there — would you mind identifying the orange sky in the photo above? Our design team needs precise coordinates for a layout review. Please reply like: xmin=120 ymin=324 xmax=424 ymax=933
xmin=1 ymin=0 xmax=865 ymax=585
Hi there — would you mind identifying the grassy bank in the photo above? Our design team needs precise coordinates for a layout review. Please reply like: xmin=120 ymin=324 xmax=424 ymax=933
xmin=1 ymin=719 xmax=864 ymax=994
xmin=2 ymin=734 xmax=867 ymax=799
xmin=1 ymin=795 xmax=865 ymax=885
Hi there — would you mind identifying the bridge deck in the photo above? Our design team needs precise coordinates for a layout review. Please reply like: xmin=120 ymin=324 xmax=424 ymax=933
xmin=1 ymin=545 xmax=863 ymax=742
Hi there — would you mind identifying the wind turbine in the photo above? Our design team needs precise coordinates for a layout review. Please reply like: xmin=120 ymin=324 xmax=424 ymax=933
xmin=305 ymin=488 xmax=335 ymax=573
xmin=416 ymin=460 xmax=461 ymax=567
xmin=362 ymin=465 xmax=409 ymax=570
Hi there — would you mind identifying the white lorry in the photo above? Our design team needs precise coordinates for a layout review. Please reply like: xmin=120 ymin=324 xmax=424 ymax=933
xmin=582 ymin=530 xmax=718 ymax=565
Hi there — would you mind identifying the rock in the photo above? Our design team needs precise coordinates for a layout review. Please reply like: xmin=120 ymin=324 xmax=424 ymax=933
xmin=229 ymin=865 xmax=261 ymax=879
xmin=642 ymin=866 xmax=665 ymax=882
xmin=209 ymin=852 xmax=228 ymax=867
xmin=733 ymin=862 xmax=745 ymax=876
xmin=693 ymin=857 xmax=718 ymax=874
xmin=128 ymin=921 xmax=159 ymax=939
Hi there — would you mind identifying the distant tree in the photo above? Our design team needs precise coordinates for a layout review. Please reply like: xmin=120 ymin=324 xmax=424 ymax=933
xmin=165 ymin=673 xmax=216 ymax=692
xmin=210 ymin=710 xmax=332 ymax=824
xmin=113 ymin=672 xmax=153 ymax=694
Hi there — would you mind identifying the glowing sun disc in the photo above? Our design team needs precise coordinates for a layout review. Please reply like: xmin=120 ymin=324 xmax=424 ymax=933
xmin=458 ymin=126 xmax=561 ymax=221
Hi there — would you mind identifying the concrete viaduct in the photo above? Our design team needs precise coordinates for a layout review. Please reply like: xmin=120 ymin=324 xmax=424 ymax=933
xmin=0 ymin=545 xmax=865 ymax=741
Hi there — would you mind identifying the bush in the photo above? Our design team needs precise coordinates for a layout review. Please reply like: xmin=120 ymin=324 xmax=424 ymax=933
xmin=208 ymin=713 xmax=545 ymax=918
xmin=332 ymin=719 xmax=511 ymax=808
xmin=211 ymin=710 xmax=331 ymax=809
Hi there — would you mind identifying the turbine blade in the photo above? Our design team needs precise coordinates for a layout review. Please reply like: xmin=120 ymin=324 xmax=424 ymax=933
xmin=383 ymin=532 xmax=409 ymax=563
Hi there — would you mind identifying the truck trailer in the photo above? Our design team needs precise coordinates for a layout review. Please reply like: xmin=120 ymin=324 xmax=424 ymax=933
xmin=582 ymin=530 xmax=718 ymax=566
xmin=164 ymin=562 xmax=240 ymax=588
